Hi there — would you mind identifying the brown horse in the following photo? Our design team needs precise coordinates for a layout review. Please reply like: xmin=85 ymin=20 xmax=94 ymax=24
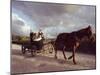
xmin=54 ymin=26 xmax=93 ymax=64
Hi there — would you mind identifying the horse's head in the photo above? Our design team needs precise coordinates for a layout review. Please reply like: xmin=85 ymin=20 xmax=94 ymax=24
xmin=85 ymin=26 xmax=93 ymax=40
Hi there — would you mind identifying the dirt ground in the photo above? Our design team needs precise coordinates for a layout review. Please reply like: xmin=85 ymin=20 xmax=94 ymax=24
xmin=11 ymin=44 xmax=96 ymax=74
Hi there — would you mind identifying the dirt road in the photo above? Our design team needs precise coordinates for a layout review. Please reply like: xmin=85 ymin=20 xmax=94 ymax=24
xmin=11 ymin=44 xmax=96 ymax=74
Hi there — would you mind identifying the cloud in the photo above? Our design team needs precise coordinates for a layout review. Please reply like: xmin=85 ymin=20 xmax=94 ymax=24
xmin=12 ymin=1 xmax=96 ymax=38
xmin=12 ymin=19 xmax=25 ymax=26
xmin=12 ymin=14 xmax=29 ymax=36
xmin=12 ymin=1 xmax=80 ymax=17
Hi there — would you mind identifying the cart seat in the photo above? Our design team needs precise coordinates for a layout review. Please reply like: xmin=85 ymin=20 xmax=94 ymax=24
xmin=34 ymin=37 xmax=42 ymax=41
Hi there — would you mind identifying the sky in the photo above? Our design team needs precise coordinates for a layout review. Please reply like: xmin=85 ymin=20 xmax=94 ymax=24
xmin=11 ymin=0 xmax=96 ymax=38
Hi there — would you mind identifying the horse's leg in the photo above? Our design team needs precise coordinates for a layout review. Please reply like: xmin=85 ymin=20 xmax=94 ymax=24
xmin=62 ymin=47 xmax=67 ymax=60
xmin=54 ymin=47 xmax=58 ymax=59
xmin=68 ymin=48 xmax=73 ymax=60
xmin=68 ymin=42 xmax=79 ymax=60
xmin=73 ymin=46 xmax=77 ymax=64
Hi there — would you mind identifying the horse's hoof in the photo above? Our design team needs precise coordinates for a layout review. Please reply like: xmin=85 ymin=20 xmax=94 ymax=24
xmin=49 ymin=51 xmax=53 ymax=54
xmin=37 ymin=51 xmax=41 ymax=53
xmin=64 ymin=58 xmax=67 ymax=61
xmin=68 ymin=56 xmax=73 ymax=60
xmin=31 ymin=54 xmax=35 ymax=57
xmin=55 ymin=56 xmax=57 ymax=59
xmin=64 ymin=57 xmax=67 ymax=60
xmin=73 ymin=62 xmax=77 ymax=65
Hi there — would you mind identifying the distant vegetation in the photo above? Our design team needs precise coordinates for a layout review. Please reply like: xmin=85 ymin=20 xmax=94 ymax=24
xmin=12 ymin=35 xmax=30 ymax=44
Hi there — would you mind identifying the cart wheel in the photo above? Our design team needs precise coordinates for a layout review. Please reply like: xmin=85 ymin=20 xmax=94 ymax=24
xmin=31 ymin=49 xmax=35 ymax=56
xmin=31 ymin=46 xmax=37 ymax=56
xmin=22 ymin=45 xmax=26 ymax=54
xmin=49 ymin=44 xmax=53 ymax=54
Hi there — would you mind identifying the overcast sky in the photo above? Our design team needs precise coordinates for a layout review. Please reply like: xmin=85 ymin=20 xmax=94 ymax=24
xmin=12 ymin=0 xmax=96 ymax=38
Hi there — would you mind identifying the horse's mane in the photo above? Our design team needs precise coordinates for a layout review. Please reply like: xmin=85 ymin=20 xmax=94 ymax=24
xmin=69 ymin=26 xmax=92 ymax=40
xmin=71 ymin=26 xmax=91 ymax=34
